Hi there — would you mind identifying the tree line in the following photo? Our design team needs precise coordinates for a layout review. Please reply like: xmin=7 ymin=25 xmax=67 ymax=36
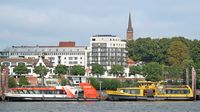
xmin=127 ymin=37 xmax=200 ymax=85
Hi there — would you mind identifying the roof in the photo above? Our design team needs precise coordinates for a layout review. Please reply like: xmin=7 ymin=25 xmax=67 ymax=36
xmin=92 ymin=35 xmax=117 ymax=37
xmin=0 ymin=58 xmax=53 ymax=67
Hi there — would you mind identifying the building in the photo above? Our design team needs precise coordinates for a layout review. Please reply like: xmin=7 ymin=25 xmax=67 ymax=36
xmin=126 ymin=13 xmax=134 ymax=41
xmin=7 ymin=42 xmax=88 ymax=68
xmin=88 ymin=35 xmax=128 ymax=77
xmin=0 ymin=58 xmax=53 ymax=77
xmin=0 ymin=50 xmax=9 ymax=58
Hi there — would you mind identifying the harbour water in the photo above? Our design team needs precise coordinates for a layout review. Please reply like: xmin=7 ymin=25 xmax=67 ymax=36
xmin=0 ymin=101 xmax=199 ymax=112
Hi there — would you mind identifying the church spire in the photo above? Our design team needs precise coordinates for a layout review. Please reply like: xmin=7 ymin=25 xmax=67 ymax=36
xmin=127 ymin=13 xmax=133 ymax=32
xmin=126 ymin=13 xmax=134 ymax=41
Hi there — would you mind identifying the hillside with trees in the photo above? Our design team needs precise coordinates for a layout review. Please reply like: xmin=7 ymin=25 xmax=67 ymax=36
xmin=127 ymin=37 xmax=200 ymax=86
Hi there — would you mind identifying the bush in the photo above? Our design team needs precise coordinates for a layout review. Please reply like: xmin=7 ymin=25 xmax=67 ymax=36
xmin=108 ymin=79 xmax=121 ymax=90
xmin=18 ymin=76 xmax=29 ymax=86
xmin=89 ymin=78 xmax=100 ymax=89
xmin=120 ymin=80 xmax=138 ymax=88
xmin=60 ymin=78 xmax=69 ymax=86
xmin=89 ymin=78 xmax=134 ymax=90
xmin=8 ymin=77 xmax=17 ymax=88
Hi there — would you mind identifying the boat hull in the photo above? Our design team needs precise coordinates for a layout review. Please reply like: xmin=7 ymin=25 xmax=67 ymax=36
xmin=6 ymin=96 xmax=99 ymax=101
xmin=107 ymin=95 xmax=193 ymax=101
xmin=5 ymin=94 xmax=99 ymax=101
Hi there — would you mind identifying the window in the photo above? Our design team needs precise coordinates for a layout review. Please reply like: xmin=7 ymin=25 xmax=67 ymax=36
xmin=166 ymin=90 xmax=190 ymax=94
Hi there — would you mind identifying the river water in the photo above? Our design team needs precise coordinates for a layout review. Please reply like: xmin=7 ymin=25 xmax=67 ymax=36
xmin=0 ymin=101 xmax=199 ymax=112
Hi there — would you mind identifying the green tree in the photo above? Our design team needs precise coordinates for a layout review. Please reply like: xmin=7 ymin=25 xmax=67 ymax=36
xmin=18 ymin=76 xmax=29 ymax=86
xmin=168 ymin=65 xmax=184 ymax=80
xmin=91 ymin=63 xmax=105 ymax=77
xmin=0 ymin=64 xmax=5 ymax=72
xmin=8 ymin=77 xmax=17 ymax=88
xmin=129 ymin=65 xmax=143 ymax=75
xmin=190 ymin=40 xmax=200 ymax=64
xmin=54 ymin=64 xmax=68 ymax=78
xmin=194 ymin=62 xmax=200 ymax=89
xmin=167 ymin=40 xmax=190 ymax=65
xmin=127 ymin=38 xmax=164 ymax=63
xmin=13 ymin=63 xmax=28 ymax=75
xmin=109 ymin=65 xmax=124 ymax=77
xmin=33 ymin=65 xmax=49 ymax=86
xmin=143 ymin=62 xmax=163 ymax=82
xmin=194 ymin=62 xmax=200 ymax=80
xmin=70 ymin=65 xmax=85 ymax=76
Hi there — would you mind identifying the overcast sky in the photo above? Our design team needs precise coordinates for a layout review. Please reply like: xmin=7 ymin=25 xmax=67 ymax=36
xmin=0 ymin=0 xmax=200 ymax=49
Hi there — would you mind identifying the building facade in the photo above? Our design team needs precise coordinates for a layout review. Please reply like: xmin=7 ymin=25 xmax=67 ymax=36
xmin=7 ymin=42 xmax=88 ymax=68
xmin=0 ymin=58 xmax=53 ymax=77
xmin=88 ymin=35 xmax=128 ymax=77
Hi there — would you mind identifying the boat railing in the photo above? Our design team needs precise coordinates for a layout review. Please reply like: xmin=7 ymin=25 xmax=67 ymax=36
xmin=20 ymin=85 xmax=55 ymax=88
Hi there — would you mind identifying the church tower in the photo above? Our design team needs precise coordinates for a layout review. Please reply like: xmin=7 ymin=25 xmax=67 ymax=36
xmin=126 ymin=13 xmax=134 ymax=41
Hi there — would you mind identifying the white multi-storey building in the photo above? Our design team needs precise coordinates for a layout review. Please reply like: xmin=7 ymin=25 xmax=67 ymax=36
xmin=7 ymin=42 xmax=88 ymax=68
xmin=88 ymin=35 xmax=129 ymax=77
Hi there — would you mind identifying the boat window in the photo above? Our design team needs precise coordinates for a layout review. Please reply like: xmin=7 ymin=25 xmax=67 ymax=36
xmin=18 ymin=90 xmax=24 ymax=94
xmin=34 ymin=90 xmax=40 ymax=94
xmin=166 ymin=90 xmax=190 ymax=94
xmin=60 ymin=90 xmax=66 ymax=94
xmin=14 ymin=90 xmax=20 ymax=94
xmin=130 ymin=89 xmax=140 ymax=94
xmin=28 ymin=90 xmax=36 ymax=94
xmin=122 ymin=89 xmax=140 ymax=94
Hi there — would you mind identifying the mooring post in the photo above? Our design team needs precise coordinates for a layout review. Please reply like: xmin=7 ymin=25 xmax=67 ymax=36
xmin=192 ymin=67 xmax=197 ymax=101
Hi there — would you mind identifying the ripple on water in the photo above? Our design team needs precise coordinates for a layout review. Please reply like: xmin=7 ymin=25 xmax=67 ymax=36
xmin=0 ymin=101 xmax=199 ymax=112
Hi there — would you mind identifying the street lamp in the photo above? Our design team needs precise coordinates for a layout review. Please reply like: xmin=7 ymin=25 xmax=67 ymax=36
xmin=99 ymin=80 xmax=102 ymax=99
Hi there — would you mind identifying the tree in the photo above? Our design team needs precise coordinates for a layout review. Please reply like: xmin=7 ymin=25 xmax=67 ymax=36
xmin=8 ymin=77 xmax=17 ymax=88
xmin=70 ymin=65 xmax=85 ymax=76
xmin=0 ymin=64 xmax=5 ymax=72
xmin=129 ymin=65 xmax=143 ymax=75
xmin=54 ymin=64 xmax=68 ymax=78
xmin=194 ymin=62 xmax=200 ymax=79
xmin=194 ymin=62 xmax=200 ymax=89
xmin=91 ymin=63 xmax=105 ymax=77
xmin=143 ymin=62 xmax=163 ymax=82
xmin=166 ymin=65 xmax=184 ymax=80
xmin=13 ymin=63 xmax=28 ymax=75
xmin=109 ymin=65 xmax=124 ymax=77
xmin=33 ymin=65 xmax=49 ymax=86
xmin=18 ymin=76 xmax=29 ymax=86
xmin=127 ymin=38 xmax=165 ymax=63
xmin=167 ymin=40 xmax=190 ymax=65
xmin=190 ymin=40 xmax=200 ymax=64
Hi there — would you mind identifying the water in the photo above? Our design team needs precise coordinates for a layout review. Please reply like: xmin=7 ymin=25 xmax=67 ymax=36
xmin=0 ymin=101 xmax=199 ymax=112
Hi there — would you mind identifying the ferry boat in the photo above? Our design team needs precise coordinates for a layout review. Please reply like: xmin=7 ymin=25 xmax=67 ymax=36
xmin=106 ymin=81 xmax=194 ymax=101
xmin=5 ymin=83 xmax=99 ymax=101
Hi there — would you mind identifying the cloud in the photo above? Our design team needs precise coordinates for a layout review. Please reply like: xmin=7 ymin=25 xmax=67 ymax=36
xmin=0 ymin=0 xmax=200 ymax=49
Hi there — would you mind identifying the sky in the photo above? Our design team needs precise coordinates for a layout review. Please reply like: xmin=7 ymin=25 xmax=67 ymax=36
xmin=0 ymin=0 xmax=200 ymax=49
